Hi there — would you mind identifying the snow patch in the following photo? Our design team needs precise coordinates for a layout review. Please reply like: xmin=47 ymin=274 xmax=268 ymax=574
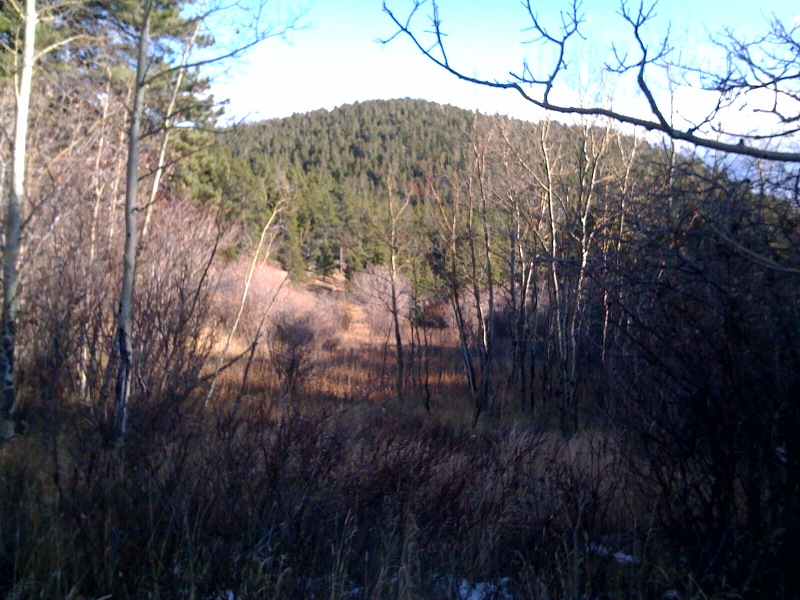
xmin=588 ymin=543 xmax=641 ymax=565
xmin=457 ymin=577 xmax=513 ymax=600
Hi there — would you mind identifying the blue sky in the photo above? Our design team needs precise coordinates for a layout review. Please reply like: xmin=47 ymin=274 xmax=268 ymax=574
xmin=209 ymin=0 xmax=798 ymax=126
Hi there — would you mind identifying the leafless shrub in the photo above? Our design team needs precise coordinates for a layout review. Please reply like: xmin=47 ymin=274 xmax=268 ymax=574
xmin=413 ymin=299 xmax=449 ymax=329
xmin=214 ymin=260 xmax=289 ymax=343
xmin=214 ymin=261 xmax=348 ymax=349
xmin=128 ymin=200 xmax=224 ymax=428
xmin=0 ymin=400 xmax=684 ymax=599
xmin=268 ymin=310 xmax=317 ymax=404
xmin=350 ymin=264 xmax=412 ymax=336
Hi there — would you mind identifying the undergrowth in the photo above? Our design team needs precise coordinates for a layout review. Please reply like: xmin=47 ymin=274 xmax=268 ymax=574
xmin=1 ymin=397 xmax=700 ymax=599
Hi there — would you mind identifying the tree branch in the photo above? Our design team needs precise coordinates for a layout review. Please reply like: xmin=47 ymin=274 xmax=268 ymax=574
xmin=382 ymin=0 xmax=800 ymax=163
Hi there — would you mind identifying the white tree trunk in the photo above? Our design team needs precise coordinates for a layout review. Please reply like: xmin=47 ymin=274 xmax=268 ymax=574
xmin=387 ymin=181 xmax=409 ymax=403
xmin=141 ymin=20 xmax=201 ymax=240
xmin=205 ymin=201 xmax=284 ymax=408
xmin=1 ymin=0 xmax=37 ymax=436
xmin=114 ymin=0 xmax=153 ymax=442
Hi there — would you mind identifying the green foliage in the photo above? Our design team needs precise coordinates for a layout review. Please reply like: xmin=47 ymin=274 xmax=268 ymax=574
xmin=0 ymin=2 xmax=23 ymax=78
xmin=176 ymin=100 xmax=671 ymax=295
xmin=315 ymin=242 xmax=336 ymax=278
xmin=178 ymin=99 xmax=482 ymax=278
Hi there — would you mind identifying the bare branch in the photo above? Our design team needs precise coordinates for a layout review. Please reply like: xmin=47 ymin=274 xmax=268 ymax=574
xmin=383 ymin=0 xmax=800 ymax=163
xmin=145 ymin=3 xmax=306 ymax=85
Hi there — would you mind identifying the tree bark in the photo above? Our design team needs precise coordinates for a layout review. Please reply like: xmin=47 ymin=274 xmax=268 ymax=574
xmin=1 ymin=0 xmax=37 ymax=438
xmin=113 ymin=0 xmax=153 ymax=442
xmin=387 ymin=183 xmax=409 ymax=403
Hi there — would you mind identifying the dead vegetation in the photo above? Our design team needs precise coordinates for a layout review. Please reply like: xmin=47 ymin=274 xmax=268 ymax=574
xmin=0 ymin=256 xmax=741 ymax=599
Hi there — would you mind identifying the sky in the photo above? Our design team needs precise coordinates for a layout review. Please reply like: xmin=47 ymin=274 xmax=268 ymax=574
xmin=208 ymin=0 xmax=798 ymax=134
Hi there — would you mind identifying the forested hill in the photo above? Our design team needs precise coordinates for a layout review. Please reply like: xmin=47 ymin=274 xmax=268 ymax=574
xmin=179 ymin=98 xmax=511 ymax=277
xmin=232 ymin=98 xmax=477 ymax=183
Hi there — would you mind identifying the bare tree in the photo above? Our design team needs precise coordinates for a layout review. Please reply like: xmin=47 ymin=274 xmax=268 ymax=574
xmin=425 ymin=168 xmax=479 ymax=417
xmin=386 ymin=172 xmax=411 ymax=403
xmin=113 ymin=0 xmax=153 ymax=441
xmin=539 ymin=119 xmax=614 ymax=436
xmin=1 ymin=0 xmax=124 ymax=435
xmin=140 ymin=17 xmax=203 ymax=241
xmin=205 ymin=196 xmax=286 ymax=407
xmin=112 ymin=0 xmax=303 ymax=441
xmin=382 ymin=0 xmax=800 ymax=163
xmin=1 ymin=0 xmax=37 ymax=438
xmin=466 ymin=123 xmax=499 ymax=422
xmin=79 ymin=67 xmax=132 ymax=403
xmin=423 ymin=127 xmax=500 ymax=425
xmin=492 ymin=119 xmax=543 ymax=413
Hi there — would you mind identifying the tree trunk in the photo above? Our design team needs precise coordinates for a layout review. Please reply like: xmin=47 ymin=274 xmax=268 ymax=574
xmin=114 ymin=0 xmax=153 ymax=442
xmin=205 ymin=200 xmax=284 ymax=407
xmin=1 ymin=0 xmax=37 ymax=438
xmin=141 ymin=19 xmax=201 ymax=240
xmin=386 ymin=177 xmax=409 ymax=403
xmin=388 ymin=207 xmax=407 ymax=403
xmin=389 ymin=251 xmax=404 ymax=402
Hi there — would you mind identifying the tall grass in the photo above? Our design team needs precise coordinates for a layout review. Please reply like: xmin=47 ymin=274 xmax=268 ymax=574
xmin=0 ymin=260 xmax=761 ymax=599
xmin=0 ymin=399 xmax=693 ymax=599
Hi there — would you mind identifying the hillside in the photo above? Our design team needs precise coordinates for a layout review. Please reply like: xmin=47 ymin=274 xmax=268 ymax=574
xmin=179 ymin=99 xmax=517 ymax=276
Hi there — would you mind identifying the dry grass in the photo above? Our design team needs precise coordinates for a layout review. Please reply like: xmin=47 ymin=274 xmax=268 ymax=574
xmin=0 ymin=259 xmax=767 ymax=599
xmin=206 ymin=260 xmax=470 ymax=417
xmin=0 ymin=403 xmax=669 ymax=599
